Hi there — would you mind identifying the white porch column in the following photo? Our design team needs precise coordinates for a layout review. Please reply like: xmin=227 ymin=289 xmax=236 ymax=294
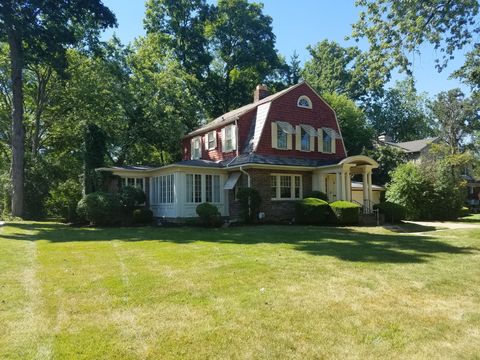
xmin=336 ymin=171 xmax=343 ymax=201
xmin=319 ymin=173 xmax=326 ymax=193
xmin=368 ymin=171 xmax=373 ymax=209
xmin=344 ymin=171 xmax=351 ymax=201
xmin=362 ymin=170 xmax=369 ymax=206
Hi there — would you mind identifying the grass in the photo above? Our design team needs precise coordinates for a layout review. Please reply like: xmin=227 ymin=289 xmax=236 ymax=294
xmin=0 ymin=222 xmax=479 ymax=359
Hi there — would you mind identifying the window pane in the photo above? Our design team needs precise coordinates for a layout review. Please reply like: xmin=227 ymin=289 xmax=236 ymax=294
xmin=301 ymin=128 xmax=310 ymax=151
xmin=323 ymin=132 xmax=332 ymax=152
xmin=280 ymin=176 xmax=291 ymax=198
xmin=213 ymin=175 xmax=220 ymax=203
xmin=194 ymin=174 xmax=202 ymax=203
xmin=206 ymin=175 xmax=212 ymax=202
xmin=271 ymin=176 xmax=277 ymax=198
xmin=277 ymin=127 xmax=287 ymax=149
xmin=186 ymin=174 xmax=193 ymax=202
xmin=294 ymin=176 xmax=301 ymax=199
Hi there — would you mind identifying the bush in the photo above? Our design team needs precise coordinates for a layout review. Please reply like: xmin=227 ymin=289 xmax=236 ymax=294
xmin=77 ymin=192 xmax=121 ymax=226
xmin=374 ymin=201 xmax=406 ymax=223
xmin=295 ymin=198 xmax=331 ymax=225
xmin=303 ymin=191 xmax=328 ymax=201
xmin=236 ymin=188 xmax=262 ymax=223
xmin=118 ymin=186 xmax=146 ymax=212
xmin=132 ymin=208 xmax=153 ymax=224
xmin=196 ymin=203 xmax=222 ymax=227
xmin=46 ymin=179 xmax=83 ymax=223
xmin=458 ymin=206 xmax=470 ymax=218
xmin=329 ymin=201 xmax=360 ymax=225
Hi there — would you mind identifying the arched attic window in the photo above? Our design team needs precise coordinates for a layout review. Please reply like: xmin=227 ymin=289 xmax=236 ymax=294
xmin=297 ymin=95 xmax=312 ymax=109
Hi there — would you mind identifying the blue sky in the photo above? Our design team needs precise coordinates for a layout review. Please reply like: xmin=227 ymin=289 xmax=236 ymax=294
xmin=101 ymin=0 xmax=471 ymax=97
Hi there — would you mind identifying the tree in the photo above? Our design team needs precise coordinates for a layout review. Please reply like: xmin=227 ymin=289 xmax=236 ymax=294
xmin=364 ymin=145 xmax=407 ymax=185
xmin=302 ymin=40 xmax=372 ymax=101
xmin=285 ymin=51 xmax=302 ymax=86
xmin=350 ymin=0 xmax=480 ymax=82
xmin=0 ymin=0 xmax=116 ymax=217
xmin=366 ymin=80 xmax=434 ymax=142
xmin=144 ymin=0 xmax=211 ymax=77
xmin=204 ymin=0 xmax=280 ymax=117
xmin=321 ymin=92 xmax=374 ymax=155
xmin=429 ymin=89 xmax=479 ymax=153
xmin=452 ymin=44 xmax=480 ymax=92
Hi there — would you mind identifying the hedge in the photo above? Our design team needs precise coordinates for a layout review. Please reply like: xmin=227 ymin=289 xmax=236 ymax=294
xmin=196 ymin=203 xmax=223 ymax=227
xmin=295 ymin=198 xmax=331 ymax=225
xmin=329 ymin=201 xmax=360 ymax=225
xmin=374 ymin=201 xmax=406 ymax=223
xmin=132 ymin=208 xmax=153 ymax=224
xmin=77 ymin=192 xmax=121 ymax=226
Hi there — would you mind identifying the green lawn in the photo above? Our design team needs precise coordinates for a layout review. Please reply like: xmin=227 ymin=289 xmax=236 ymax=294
xmin=0 ymin=222 xmax=479 ymax=359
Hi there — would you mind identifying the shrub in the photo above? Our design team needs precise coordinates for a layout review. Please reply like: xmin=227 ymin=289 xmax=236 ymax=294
xmin=77 ymin=192 xmax=121 ymax=226
xmin=132 ymin=208 xmax=153 ymax=224
xmin=295 ymin=198 xmax=331 ymax=225
xmin=46 ymin=179 xmax=83 ymax=223
xmin=458 ymin=206 xmax=470 ymax=218
xmin=303 ymin=191 xmax=328 ymax=201
xmin=374 ymin=201 xmax=406 ymax=223
xmin=236 ymin=188 xmax=262 ymax=223
xmin=329 ymin=201 xmax=360 ymax=225
xmin=118 ymin=186 xmax=146 ymax=212
xmin=196 ymin=203 xmax=222 ymax=227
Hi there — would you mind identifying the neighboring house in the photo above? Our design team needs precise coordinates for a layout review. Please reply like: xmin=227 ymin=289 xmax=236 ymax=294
xmin=98 ymin=82 xmax=380 ymax=221
xmin=377 ymin=135 xmax=440 ymax=163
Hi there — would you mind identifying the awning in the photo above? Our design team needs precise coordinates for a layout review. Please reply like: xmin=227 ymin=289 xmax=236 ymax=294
xmin=301 ymin=124 xmax=317 ymax=137
xmin=224 ymin=172 xmax=241 ymax=190
xmin=277 ymin=121 xmax=295 ymax=134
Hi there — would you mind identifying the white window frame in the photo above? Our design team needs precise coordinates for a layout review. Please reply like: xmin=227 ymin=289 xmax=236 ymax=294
xmin=191 ymin=136 xmax=202 ymax=159
xmin=297 ymin=95 xmax=312 ymax=109
xmin=121 ymin=177 xmax=145 ymax=190
xmin=151 ymin=174 xmax=174 ymax=205
xmin=186 ymin=173 xmax=222 ymax=204
xmin=322 ymin=129 xmax=333 ymax=153
xmin=205 ymin=130 xmax=217 ymax=150
xmin=300 ymin=127 xmax=310 ymax=151
xmin=223 ymin=124 xmax=237 ymax=152
xmin=270 ymin=174 xmax=302 ymax=200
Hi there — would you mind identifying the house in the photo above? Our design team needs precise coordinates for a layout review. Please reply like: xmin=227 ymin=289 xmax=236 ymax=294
xmin=377 ymin=135 xmax=439 ymax=163
xmin=97 ymin=82 xmax=380 ymax=221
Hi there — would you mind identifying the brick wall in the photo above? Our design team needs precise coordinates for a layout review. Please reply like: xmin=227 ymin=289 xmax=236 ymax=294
xmin=229 ymin=168 xmax=313 ymax=222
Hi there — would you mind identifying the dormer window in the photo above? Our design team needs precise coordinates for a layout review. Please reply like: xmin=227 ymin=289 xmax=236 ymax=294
xmin=271 ymin=121 xmax=293 ymax=150
xmin=222 ymin=124 xmax=237 ymax=152
xmin=191 ymin=136 xmax=201 ymax=159
xmin=205 ymin=130 xmax=217 ymax=150
xmin=297 ymin=95 xmax=312 ymax=109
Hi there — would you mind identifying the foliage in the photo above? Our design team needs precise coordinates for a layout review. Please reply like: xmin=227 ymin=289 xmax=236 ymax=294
xmin=365 ymin=80 xmax=434 ymax=142
xmin=386 ymin=151 xmax=469 ymax=220
xmin=350 ymin=0 xmax=480 ymax=81
xmin=132 ymin=208 xmax=154 ymax=225
xmin=203 ymin=0 xmax=280 ymax=117
xmin=236 ymin=187 xmax=262 ymax=223
xmin=45 ymin=179 xmax=83 ymax=223
xmin=302 ymin=40 xmax=374 ymax=101
xmin=364 ymin=145 xmax=408 ymax=185
xmin=322 ymin=92 xmax=374 ymax=155
xmin=303 ymin=191 xmax=328 ymax=201
xmin=429 ymin=88 xmax=479 ymax=153
xmin=373 ymin=201 xmax=406 ymax=223
xmin=458 ymin=206 xmax=470 ymax=218
xmin=452 ymin=44 xmax=480 ymax=92
xmin=77 ymin=192 xmax=121 ymax=226
xmin=84 ymin=124 xmax=107 ymax=194
xmin=118 ymin=186 xmax=147 ymax=214
xmin=329 ymin=201 xmax=360 ymax=225
xmin=295 ymin=198 xmax=331 ymax=225
xmin=196 ymin=202 xmax=223 ymax=227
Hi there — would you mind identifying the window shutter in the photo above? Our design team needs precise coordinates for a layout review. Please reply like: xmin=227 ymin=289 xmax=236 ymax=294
xmin=190 ymin=138 xmax=194 ymax=159
xmin=295 ymin=125 xmax=301 ymax=150
xmin=318 ymin=129 xmax=323 ymax=152
xmin=204 ymin=134 xmax=209 ymax=150
xmin=271 ymin=122 xmax=278 ymax=149
xmin=221 ymin=128 xmax=226 ymax=152
xmin=309 ymin=134 xmax=315 ymax=152
xmin=331 ymin=135 xmax=336 ymax=154
xmin=231 ymin=125 xmax=237 ymax=150
xmin=213 ymin=131 xmax=217 ymax=149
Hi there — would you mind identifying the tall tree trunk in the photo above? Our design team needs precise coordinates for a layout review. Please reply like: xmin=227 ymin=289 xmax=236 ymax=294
xmin=8 ymin=30 xmax=25 ymax=218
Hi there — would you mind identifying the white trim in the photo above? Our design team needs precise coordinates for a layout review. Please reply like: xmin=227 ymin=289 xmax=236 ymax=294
xmin=270 ymin=173 xmax=303 ymax=201
xmin=297 ymin=95 xmax=313 ymax=109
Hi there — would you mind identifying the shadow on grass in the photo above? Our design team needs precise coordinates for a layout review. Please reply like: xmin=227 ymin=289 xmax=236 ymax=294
xmin=383 ymin=222 xmax=439 ymax=233
xmin=1 ymin=222 xmax=478 ymax=264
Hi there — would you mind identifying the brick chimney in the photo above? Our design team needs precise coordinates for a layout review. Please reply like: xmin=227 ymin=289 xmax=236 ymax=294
xmin=253 ymin=84 xmax=269 ymax=102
